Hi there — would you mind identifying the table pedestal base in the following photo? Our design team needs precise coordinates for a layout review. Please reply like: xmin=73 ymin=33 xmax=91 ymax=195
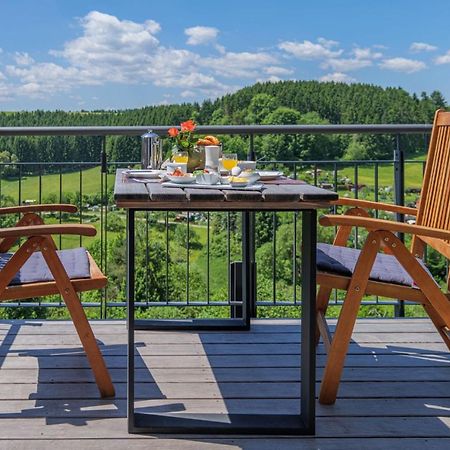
xmin=131 ymin=412 xmax=312 ymax=435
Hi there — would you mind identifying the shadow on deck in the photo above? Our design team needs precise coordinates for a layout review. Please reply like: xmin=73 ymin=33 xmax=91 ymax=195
xmin=0 ymin=318 xmax=448 ymax=449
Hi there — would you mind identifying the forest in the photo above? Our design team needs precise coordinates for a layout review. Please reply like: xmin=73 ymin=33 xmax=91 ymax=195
xmin=0 ymin=80 xmax=446 ymax=167
xmin=0 ymin=80 xmax=446 ymax=320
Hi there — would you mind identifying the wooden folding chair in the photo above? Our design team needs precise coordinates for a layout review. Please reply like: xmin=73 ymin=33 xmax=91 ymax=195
xmin=0 ymin=204 xmax=115 ymax=398
xmin=316 ymin=109 xmax=450 ymax=405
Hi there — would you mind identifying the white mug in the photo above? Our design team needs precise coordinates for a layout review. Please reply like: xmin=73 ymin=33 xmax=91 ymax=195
xmin=205 ymin=145 xmax=220 ymax=171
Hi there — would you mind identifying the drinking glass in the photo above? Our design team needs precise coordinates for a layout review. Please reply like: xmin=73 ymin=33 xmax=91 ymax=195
xmin=222 ymin=153 xmax=238 ymax=173
xmin=172 ymin=151 xmax=189 ymax=164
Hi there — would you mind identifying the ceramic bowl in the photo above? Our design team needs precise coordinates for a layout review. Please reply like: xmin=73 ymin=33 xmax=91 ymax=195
xmin=166 ymin=174 xmax=196 ymax=184
xmin=238 ymin=161 xmax=257 ymax=171
xmin=196 ymin=172 xmax=221 ymax=185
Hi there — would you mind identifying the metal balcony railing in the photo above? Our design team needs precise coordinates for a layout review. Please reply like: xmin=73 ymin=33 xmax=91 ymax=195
xmin=0 ymin=124 xmax=434 ymax=318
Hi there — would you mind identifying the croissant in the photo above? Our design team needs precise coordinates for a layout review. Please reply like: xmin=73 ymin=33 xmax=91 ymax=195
xmin=203 ymin=135 xmax=220 ymax=145
xmin=196 ymin=138 xmax=213 ymax=146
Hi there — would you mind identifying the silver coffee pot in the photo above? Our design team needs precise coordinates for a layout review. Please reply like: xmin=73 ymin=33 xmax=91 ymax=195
xmin=141 ymin=130 xmax=163 ymax=169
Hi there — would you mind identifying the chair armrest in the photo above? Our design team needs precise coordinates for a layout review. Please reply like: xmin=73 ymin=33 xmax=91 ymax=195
xmin=319 ymin=214 xmax=450 ymax=241
xmin=0 ymin=204 xmax=78 ymax=215
xmin=332 ymin=198 xmax=417 ymax=216
xmin=0 ymin=224 xmax=96 ymax=238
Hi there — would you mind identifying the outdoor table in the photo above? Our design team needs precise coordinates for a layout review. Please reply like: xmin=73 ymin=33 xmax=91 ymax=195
xmin=114 ymin=169 xmax=338 ymax=435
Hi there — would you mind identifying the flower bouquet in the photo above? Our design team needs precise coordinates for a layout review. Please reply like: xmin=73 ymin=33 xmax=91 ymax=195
xmin=168 ymin=120 xmax=204 ymax=172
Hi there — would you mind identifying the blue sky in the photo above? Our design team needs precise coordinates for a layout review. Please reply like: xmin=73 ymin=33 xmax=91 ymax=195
xmin=0 ymin=0 xmax=449 ymax=111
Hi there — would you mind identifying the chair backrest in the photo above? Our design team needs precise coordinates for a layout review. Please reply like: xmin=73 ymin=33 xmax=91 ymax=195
xmin=412 ymin=109 xmax=450 ymax=259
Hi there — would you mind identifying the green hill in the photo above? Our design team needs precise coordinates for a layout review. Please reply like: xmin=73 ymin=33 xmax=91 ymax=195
xmin=0 ymin=80 xmax=445 ymax=166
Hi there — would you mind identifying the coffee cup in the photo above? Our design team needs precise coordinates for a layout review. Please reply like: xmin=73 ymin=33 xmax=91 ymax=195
xmin=205 ymin=145 xmax=220 ymax=171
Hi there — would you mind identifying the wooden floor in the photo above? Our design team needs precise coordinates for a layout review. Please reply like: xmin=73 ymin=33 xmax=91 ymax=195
xmin=0 ymin=318 xmax=448 ymax=449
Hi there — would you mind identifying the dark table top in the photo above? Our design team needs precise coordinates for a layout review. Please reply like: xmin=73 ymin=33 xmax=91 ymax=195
xmin=113 ymin=169 xmax=338 ymax=211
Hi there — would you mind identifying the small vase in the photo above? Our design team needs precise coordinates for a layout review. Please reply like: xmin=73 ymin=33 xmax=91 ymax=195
xmin=187 ymin=146 xmax=205 ymax=172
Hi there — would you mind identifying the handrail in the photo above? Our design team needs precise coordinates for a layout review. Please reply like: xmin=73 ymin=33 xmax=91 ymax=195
xmin=0 ymin=124 xmax=432 ymax=137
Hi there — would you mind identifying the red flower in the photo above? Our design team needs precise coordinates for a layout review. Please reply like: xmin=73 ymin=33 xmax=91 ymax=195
xmin=168 ymin=127 xmax=179 ymax=137
xmin=180 ymin=120 xmax=196 ymax=132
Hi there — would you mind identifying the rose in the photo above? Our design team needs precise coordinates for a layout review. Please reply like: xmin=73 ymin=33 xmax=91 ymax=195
xmin=167 ymin=120 xmax=197 ymax=151
xmin=180 ymin=120 xmax=196 ymax=132
xmin=168 ymin=127 xmax=179 ymax=137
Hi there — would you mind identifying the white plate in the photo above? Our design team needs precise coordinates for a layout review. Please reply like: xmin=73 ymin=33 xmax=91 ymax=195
xmin=123 ymin=169 xmax=164 ymax=179
xmin=166 ymin=174 xmax=196 ymax=184
xmin=256 ymin=170 xmax=283 ymax=180
xmin=162 ymin=182 xmax=264 ymax=191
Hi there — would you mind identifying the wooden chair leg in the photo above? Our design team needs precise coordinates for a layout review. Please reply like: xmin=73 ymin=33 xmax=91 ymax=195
xmin=319 ymin=231 xmax=381 ymax=405
xmin=422 ymin=302 xmax=450 ymax=350
xmin=316 ymin=286 xmax=332 ymax=348
xmin=40 ymin=238 xmax=115 ymax=398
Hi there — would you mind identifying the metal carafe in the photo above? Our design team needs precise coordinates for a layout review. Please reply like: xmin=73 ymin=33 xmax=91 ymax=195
xmin=141 ymin=130 xmax=163 ymax=169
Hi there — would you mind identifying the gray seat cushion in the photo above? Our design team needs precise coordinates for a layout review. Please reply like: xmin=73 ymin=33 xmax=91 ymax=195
xmin=0 ymin=248 xmax=91 ymax=286
xmin=317 ymin=243 xmax=433 ymax=286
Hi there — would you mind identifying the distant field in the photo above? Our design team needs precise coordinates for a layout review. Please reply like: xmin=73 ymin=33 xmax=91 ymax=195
xmin=0 ymin=166 xmax=117 ymax=202
xmin=339 ymin=155 xmax=425 ymax=188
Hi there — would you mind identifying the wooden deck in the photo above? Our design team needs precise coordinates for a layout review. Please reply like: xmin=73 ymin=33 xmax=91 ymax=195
xmin=0 ymin=318 xmax=448 ymax=449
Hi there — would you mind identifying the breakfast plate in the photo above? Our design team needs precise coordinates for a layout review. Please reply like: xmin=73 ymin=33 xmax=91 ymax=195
xmin=162 ymin=181 xmax=264 ymax=191
xmin=256 ymin=170 xmax=283 ymax=181
xmin=123 ymin=169 xmax=164 ymax=179
xmin=166 ymin=174 xmax=196 ymax=184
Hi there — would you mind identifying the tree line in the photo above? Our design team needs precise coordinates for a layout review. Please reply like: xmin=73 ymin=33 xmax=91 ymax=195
xmin=0 ymin=80 xmax=446 ymax=172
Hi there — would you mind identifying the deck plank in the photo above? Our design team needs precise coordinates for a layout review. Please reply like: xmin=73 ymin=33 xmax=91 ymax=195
xmin=0 ymin=318 xmax=447 ymax=447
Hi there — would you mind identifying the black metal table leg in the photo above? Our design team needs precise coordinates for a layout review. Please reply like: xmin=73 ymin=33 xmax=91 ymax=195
xmin=127 ymin=207 xmax=316 ymax=435
xmin=300 ymin=209 xmax=317 ymax=433
xmin=127 ymin=209 xmax=136 ymax=433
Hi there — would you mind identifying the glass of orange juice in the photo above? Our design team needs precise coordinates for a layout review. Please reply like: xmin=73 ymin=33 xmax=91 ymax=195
xmin=172 ymin=151 xmax=189 ymax=164
xmin=222 ymin=153 xmax=238 ymax=173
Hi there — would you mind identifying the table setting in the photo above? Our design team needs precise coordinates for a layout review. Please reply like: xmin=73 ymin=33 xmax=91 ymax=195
xmin=123 ymin=125 xmax=285 ymax=190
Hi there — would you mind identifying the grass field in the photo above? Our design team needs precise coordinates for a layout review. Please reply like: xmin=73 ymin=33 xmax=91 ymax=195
xmin=0 ymin=166 xmax=117 ymax=202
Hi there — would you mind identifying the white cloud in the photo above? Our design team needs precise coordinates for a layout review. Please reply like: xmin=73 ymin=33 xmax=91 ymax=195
xmin=410 ymin=42 xmax=437 ymax=53
xmin=264 ymin=66 xmax=294 ymax=76
xmin=279 ymin=39 xmax=342 ymax=60
xmin=181 ymin=90 xmax=195 ymax=98
xmin=320 ymin=72 xmax=356 ymax=83
xmin=379 ymin=57 xmax=426 ymax=73
xmin=256 ymin=75 xmax=281 ymax=83
xmin=201 ymin=51 xmax=278 ymax=78
xmin=6 ymin=62 xmax=92 ymax=98
xmin=317 ymin=37 xmax=339 ymax=48
xmin=322 ymin=58 xmax=372 ymax=72
xmin=434 ymin=51 xmax=450 ymax=65
xmin=51 ymin=11 xmax=161 ymax=68
xmin=0 ymin=71 xmax=6 ymax=81
xmin=0 ymin=80 xmax=11 ymax=101
xmin=352 ymin=47 xmax=383 ymax=60
xmin=5 ymin=11 xmax=267 ymax=99
xmin=14 ymin=52 xmax=34 ymax=66
xmin=185 ymin=26 xmax=219 ymax=45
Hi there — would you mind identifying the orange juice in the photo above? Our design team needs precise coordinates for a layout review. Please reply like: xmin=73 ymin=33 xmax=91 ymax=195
xmin=173 ymin=155 xmax=189 ymax=163
xmin=222 ymin=159 xmax=237 ymax=171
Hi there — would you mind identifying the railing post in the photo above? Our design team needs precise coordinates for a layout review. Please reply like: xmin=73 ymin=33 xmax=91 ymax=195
xmin=248 ymin=134 xmax=257 ymax=317
xmin=100 ymin=136 xmax=107 ymax=319
xmin=394 ymin=134 xmax=405 ymax=317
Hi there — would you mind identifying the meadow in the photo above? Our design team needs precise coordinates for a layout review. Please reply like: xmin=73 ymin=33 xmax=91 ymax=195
xmin=0 ymin=158 xmax=428 ymax=319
